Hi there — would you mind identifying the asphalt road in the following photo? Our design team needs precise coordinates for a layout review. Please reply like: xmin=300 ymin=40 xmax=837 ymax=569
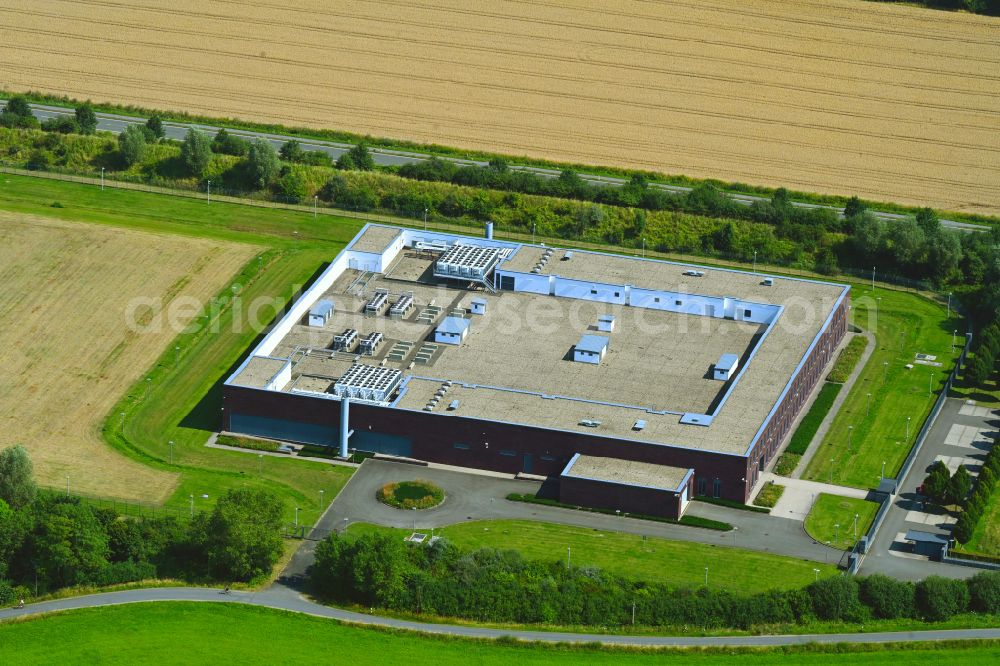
xmin=4 ymin=586 xmax=1000 ymax=647
xmin=4 ymin=101 xmax=988 ymax=233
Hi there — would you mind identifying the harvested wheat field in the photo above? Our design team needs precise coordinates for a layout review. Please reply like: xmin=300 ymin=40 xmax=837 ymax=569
xmin=0 ymin=213 xmax=254 ymax=502
xmin=1 ymin=0 xmax=999 ymax=213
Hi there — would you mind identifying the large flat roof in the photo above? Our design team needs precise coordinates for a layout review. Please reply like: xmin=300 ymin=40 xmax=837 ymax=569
xmin=563 ymin=454 xmax=690 ymax=492
xmin=228 ymin=225 xmax=848 ymax=457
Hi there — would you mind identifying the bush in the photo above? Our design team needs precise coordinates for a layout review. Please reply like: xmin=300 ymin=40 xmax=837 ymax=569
xmin=859 ymin=574 xmax=914 ymax=619
xmin=197 ymin=487 xmax=284 ymax=581
xmin=145 ymin=115 xmax=164 ymax=140
xmin=247 ymin=139 xmax=280 ymax=189
xmin=915 ymin=576 xmax=970 ymax=621
xmin=90 ymin=559 xmax=156 ymax=586
xmin=276 ymin=169 xmax=309 ymax=203
xmin=40 ymin=116 xmax=78 ymax=134
xmin=74 ymin=104 xmax=98 ymax=135
xmin=807 ymin=575 xmax=863 ymax=621
xmin=376 ymin=481 xmax=444 ymax=510
xmin=0 ymin=578 xmax=13 ymax=605
xmin=279 ymin=140 xmax=306 ymax=163
xmin=968 ymin=571 xmax=1000 ymax=614
xmin=212 ymin=128 xmax=249 ymax=156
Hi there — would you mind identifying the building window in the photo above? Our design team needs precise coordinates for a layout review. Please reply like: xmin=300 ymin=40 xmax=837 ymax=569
xmin=500 ymin=450 xmax=517 ymax=457
xmin=591 ymin=288 xmax=597 ymax=295
xmin=744 ymin=309 xmax=752 ymax=318
xmin=675 ymin=299 xmax=682 ymax=306
xmin=615 ymin=291 xmax=620 ymax=298
xmin=697 ymin=478 xmax=707 ymax=495
xmin=453 ymin=443 xmax=470 ymax=450
xmin=712 ymin=478 xmax=721 ymax=498
xmin=540 ymin=455 xmax=556 ymax=462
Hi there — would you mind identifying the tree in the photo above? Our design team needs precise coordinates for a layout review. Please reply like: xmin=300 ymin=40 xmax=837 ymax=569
xmin=487 ymin=157 xmax=509 ymax=173
xmin=915 ymin=208 xmax=940 ymax=236
xmin=40 ymin=116 xmax=78 ymax=134
xmin=915 ymin=576 xmax=969 ymax=621
xmin=0 ymin=445 xmax=36 ymax=509
xmin=117 ymin=125 xmax=148 ymax=167
xmin=946 ymin=465 xmax=973 ymax=505
xmin=276 ymin=169 xmax=308 ymax=203
xmin=31 ymin=501 xmax=110 ymax=588
xmin=200 ymin=488 xmax=283 ymax=581
xmin=4 ymin=96 xmax=32 ymax=118
xmin=344 ymin=532 xmax=409 ymax=607
xmin=246 ymin=139 xmax=280 ymax=189
xmin=145 ymin=115 xmax=164 ymax=140
xmin=212 ymin=128 xmax=249 ymax=156
xmin=0 ymin=95 xmax=38 ymax=129
xmin=965 ymin=352 xmax=994 ymax=389
xmin=844 ymin=196 xmax=866 ymax=218
xmin=921 ymin=460 xmax=951 ymax=504
xmin=886 ymin=218 xmax=926 ymax=270
xmin=180 ymin=129 xmax=212 ymax=178
xmin=74 ymin=103 xmax=98 ymax=135
xmin=859 ymin=574 xmax=914 ymax=619
xmin=279 ymin=140 xmax=306 ymax=163
xmin=953 ymin=510 xmax=976 ymax=544
xmin=338 ymin=142 xmax=374 ymax=171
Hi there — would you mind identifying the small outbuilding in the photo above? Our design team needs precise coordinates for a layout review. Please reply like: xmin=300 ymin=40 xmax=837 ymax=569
xmin=597 ymin=314 xmax=616 ymax=332
xmin=904 ymin=530 xmax=950 ymax=561
xmin=308 ymin=300 xmax=335 ymax=327
xmin=713 ymin=353 xmax=739 ymax=381
xmin=435 ymin=316 xmax=471 ymax=345
xmin=470 ymin=297 xmax=488 ymax=315
xmin=573 ymin=334 xmax=609 ymax=365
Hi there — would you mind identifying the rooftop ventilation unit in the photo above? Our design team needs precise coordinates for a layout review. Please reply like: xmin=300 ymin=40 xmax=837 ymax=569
xmin=632 ymin=419 xmax=647 ymax=431
xmin=364 ymin=289 xmax=389 ymax=315
xmin=597 ymin=315 xmax=616 ymax=333
xmin=332 ymin=363 xmax=402 ymax=403
xmin=762 ymin=277 xmax=774 ymax=286
xmin=562 ymin=251 xmax=573 ymax=261
xmin=389 ymin=294 xmax=414 ymax=318
xmin=578 ymin=419 xmax=602 ymax=428
xmin=360 ymin=331 xmax=384 ymax=356
xmin=332 ymin=328 xmax=358 ymax=352
xmin=682 ymin=269 xmax=705 ymax=277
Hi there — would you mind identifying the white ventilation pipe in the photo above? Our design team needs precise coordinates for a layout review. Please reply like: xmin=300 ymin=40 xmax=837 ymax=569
xmin=340 ymin=397 xmax=350 ymax=458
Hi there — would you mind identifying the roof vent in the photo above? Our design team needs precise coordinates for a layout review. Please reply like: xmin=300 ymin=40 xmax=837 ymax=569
xmin=578 ymin=419 xmax=602 ymax=428
xmin=632 ymin=419 xmax=647 ymax=431
xmin=682 ymin=269 xmax=705 ymax=277
xmin=762 ymin=277 xmax=774 ymax=286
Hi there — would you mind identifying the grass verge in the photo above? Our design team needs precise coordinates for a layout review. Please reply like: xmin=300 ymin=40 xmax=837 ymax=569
xmin=804 ymin=494 xmax=880 ymax=551
xmin=346 ymin=520 xmax=834 ymax=594
xmin=784 ymin=383 xmax=843 ymax=458
xmin=753 ymin=483 xmax=785 ymax=509
xmin=6 ymin=604 xmax=1000 ymax=663
xmin=506 ymin=493 xmax=733 ymax=529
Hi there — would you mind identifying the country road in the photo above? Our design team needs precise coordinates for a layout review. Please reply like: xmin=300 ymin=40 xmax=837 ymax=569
xmin=2 ymin=100 xmax=989 ymax=233
xmin=3 ymin=586 xmax=1000 ymax=647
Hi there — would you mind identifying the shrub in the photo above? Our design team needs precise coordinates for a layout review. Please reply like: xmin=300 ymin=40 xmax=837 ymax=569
xmin=247 ymin=139 xmax=280 ymax=188
xmin=212 ymin=128 xmax=249 ymax=156
xmin=968 ymin=571 xmax=1000 ymax=614
xmin=807 ymin=575 xmax=863 ymax=621
xmin=279 ymin=139 xmax=306 ymax=163
xmin=915 ymin=576 xmax=969 ymax=621
xmin=90 ymin=560 xmax=156 ymax=586
xmin=40 ymin=116 xmax=78 ymax=134
xmin=859 ymin=574 xmax=914 ymax=619
xmin=0 ymin=578 xmax=13 ymax=605
xmin=276 ymin=169 xmax=309 ymax=203
xmin=376 ymin=481 xmax=444 ymax=510
xmin=145 ymin=115 xmax=165 ymax=140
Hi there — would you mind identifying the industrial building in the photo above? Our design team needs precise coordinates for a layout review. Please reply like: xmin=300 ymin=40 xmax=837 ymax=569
xmin=223 ymin=224 xmax=849 ymax=518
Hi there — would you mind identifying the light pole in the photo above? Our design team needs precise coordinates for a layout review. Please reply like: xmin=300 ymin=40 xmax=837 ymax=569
xmin=174 ymin=346 xmax=180 ymax=365
xmin=906 ymin=416 xmax=911 ymax=440
xmin=753 ymin=250 xmax=757 ymax=274
xmin=871 ymin=266 xmax=875 ymax=290
xmin=207 ymin=180 xmax=211 ymax=204
xmin=100 ymin=166 xmax=105 ymax=191
xmin=830 ymin=458 xmax=834 ymax=484
xmin=168 ymin=440 xmax=174 ymax=465
xmin=319 ymin=489 xmax=325 ymax=508
xmin=294 ymin=507 xmax=299 ymax=527
xmin=881 ymin=460 xmax=886 ymax=480
xmin=120 ymin=411 xmax=126 ymax=433
xmin=423 ymin=207 xmax=428 ymax=231
xmin=952 ymin=329 xmax=957 ymax=352
xmin=853 ymin=513 xmax=859 ymax=541
xmin=531 ymin=222 xmax=536 ymax=244
xmin=704 ymin=567 xmax=709 ymax=587
xmin=834 ymin=523 xmax=840 ymax=547
xmin=145 ymin=377 xmax=152 ymax=400
xmin=641 ymin=237 xmax=645 ymax=259
xmin=929 ymin=372 xmax=933 ymax=396
xmin=566 ymin=547 xmax=571 ymax=568
xmin=189 ymin=494 xmax=194 ymax=517
xmin=813 ymin=568 xmax=820 ymax=582
xmin=947 ymin=292 xmax=952 ymax=318
xmin=848 ymin=425 xmax=854 ymax=451
xmin=866 ymin=393 xmax=871 ymax=417
xmin=883 ymin=361 xmax=889 ymax=384
xmin=258 ymin=454 xmax=263 ymax=476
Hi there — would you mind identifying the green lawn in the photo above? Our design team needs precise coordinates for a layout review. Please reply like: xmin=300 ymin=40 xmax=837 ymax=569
xmin=955 ymin=486 xmax=1000 ymax=559
xmin=0 ymin=173 xmax=364 ymax=523
xmin=346 ymin=520 xmax=837 ymax=593
xmin=803 ymin=285 xmax=962 ymax=488
xmin=804 ymin=494 xmax=880 ymax=551
xmin=3 ymin=603 xmax=1000 ymax=664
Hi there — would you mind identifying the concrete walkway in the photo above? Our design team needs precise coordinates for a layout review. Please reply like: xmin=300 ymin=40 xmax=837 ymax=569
xmin=794 ymin=329 xmax=876 ymax=478
xmin=762 ymin=473 xmax=871 ymax=522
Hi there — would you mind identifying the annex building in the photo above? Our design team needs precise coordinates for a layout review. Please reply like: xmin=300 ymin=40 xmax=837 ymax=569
xmin=223 ymin=224 xmax=849 ymax=518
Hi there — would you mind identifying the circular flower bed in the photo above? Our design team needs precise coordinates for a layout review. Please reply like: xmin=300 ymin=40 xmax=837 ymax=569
xmin=376 ymin=480 xmax=445 ymax=510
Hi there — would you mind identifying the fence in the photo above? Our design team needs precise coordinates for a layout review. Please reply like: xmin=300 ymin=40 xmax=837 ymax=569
xmin=38 ymin=488 xmax=194 ymax=521
xmin=849 ymin=326 xmax=974 ymax=573
xmin=0 ymin=164 xmax=957 ymax=300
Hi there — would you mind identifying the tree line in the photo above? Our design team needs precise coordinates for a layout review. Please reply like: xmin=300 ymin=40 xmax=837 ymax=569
xmin=311 ymin=531 xmax=1000 ymax=629
xmin=0 ymin=445 xmax=285 ymax=605
xmin=869 ymin=1 xmax=999 ymax=15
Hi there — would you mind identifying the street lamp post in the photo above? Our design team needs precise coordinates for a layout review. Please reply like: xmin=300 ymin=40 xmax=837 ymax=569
xmin=883 ymin=361 xmax=889 ymax=384
xmin=319 ymin=489 xmax=325 ymax=508
xmin=313 ymin=195 xmax=318 ymax=218
xmin=906 ymin=416 xmax=911 ymax=440
xmin=100 ymin=166 xmax=105 ymax=191
xmin=952 ymin=329 xmax=957 ymax=352
xmin=753 ymin=250 xmax=757 ymax=274
xmin=704 ymin=567 xmax=709 ymax=587
xmin=567 ymin=547 xmax=571 ymax=568
xmin=853 ymin=513 xmax=859 ymax=540
xmin=834 ymin=523 xmax=840 ymax=546
xmin=830 ymin=458 xmax=834 ymax=484
xmin=258 ymin=454 xmax=263 ymax=475
xmin=207 ymin=180 xmax=211 ymax=205
xmin=813 ymin=568 xmax=820 ymax=582
xmin=294 ymin=507 xmax=299 ymax=527
xmin=146 ymin=376 xmax=152 ymax=400
xmin=423 ymin=207 xmax=428 ymax=231
xmin=189 ymin=494 xmax=194 ymax=517
xmin=866 ymin=392 xmax=872 ymax=417
xmin=881 ymin=460 xmax=886 ymax=480
xmin=642 ymin=237 xmax=645 ymax=259
xmin=947 ymin=292 xmax=952 ymax=318
xmin=168 ymin=440 xmax=174 ymax=465
xmin=848 ymin=425 xmax=854 ymax=451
